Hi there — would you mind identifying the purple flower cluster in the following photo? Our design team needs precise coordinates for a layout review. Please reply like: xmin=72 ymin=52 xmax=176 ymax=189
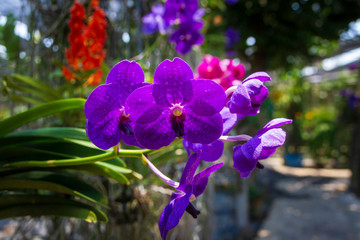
xmin=225 ymin=27 xmax=240 ymax=58
xmin=233 ymin=118 xmax=292 ymax=177
xmin=85 ymin=57 xmax=291 ymax=240
xmin=340 ymin=89 xmax=360 ymax=109
xmin=142 ymin=0 xmax=204 ymax=55
xmin=227 ymin=72 xmax=271 ymax=118
xmin=157 ymin=153 xmax=223 ymax=239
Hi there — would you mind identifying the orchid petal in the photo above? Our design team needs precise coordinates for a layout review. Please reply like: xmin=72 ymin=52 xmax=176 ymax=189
xmin=182 ymin=140 xmax=224 ymax=162
xmin=260 ymin=128 xmax=286 ymax=148
xmin=243 ymin=79 xmax=268 ymax=105
xmin=165 ymin=188 xmax=192 ymax=230
xmin=184 ymin=110 xmax=223 ymax=144
xmin=159 ymin=191 xmax=189 ymax=240
xmin=85 ymin=111 xmax=122 ymax=150
xmin=177 ymin=153 xmax=201 ymax=192
xmin=84 ymin=83 xmax=126 ymax=123
xmin=153 ymin=58 xmax=193 ymax=103
xmin=233 ymin=145 xmax=257 ymax=178
xmin=201 ymin=141 xmax=224 ymax=162
xmin=126 ymin=85 xmax=164 ymax=124
xmin=193 ymin=162 xmax=223 ymax=197
xmin=133 ymin=110 xmax=175 ymax=150
xmin=142 ymin=13 xmax=158 ymax=34
xmin=257 ymin=118 xmax=293 ymax=135
xmin=106 ymin=61 xmax=145 ymax=93
xmin=228 ymin=83 xmax=251 ymax=114
xmin=186 ymin=80 xmax=226 ymax=116
xmin=243 ymin=71 xmax=271 ymax=83
xmin=220 ymin=107 xmax=238 ymax=135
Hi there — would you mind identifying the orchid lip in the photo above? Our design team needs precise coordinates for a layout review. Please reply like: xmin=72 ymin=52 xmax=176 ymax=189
xmin=119 ymin=108 xmax=133 ymax=135
xmin=186 ymin=202 xmax=200 ymax=219
xmin=170 ymin=104 xmax=186 ymax=137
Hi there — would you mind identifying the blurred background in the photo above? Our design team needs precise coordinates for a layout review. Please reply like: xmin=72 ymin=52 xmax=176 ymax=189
xmin=0 ymin=0 xmax=360 ymax=239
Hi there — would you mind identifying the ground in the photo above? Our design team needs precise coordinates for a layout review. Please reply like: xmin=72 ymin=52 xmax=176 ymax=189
xmin=256 ymin=158 xmax=360 ymax=240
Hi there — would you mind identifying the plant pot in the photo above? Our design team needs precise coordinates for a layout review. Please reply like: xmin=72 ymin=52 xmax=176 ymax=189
xmin=284 ymin=153 xmax=303 ymax=167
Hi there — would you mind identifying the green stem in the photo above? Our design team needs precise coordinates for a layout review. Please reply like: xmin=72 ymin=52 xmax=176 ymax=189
xmin=131 ymin=35 xmax=165 ymax=61
xmin=4 ymin=149 xmax=152 ymax=168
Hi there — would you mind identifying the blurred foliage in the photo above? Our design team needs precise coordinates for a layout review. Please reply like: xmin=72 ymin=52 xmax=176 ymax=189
xmin=0 ymin=14 xmax=21 ymax=62
xmin=201 ymin=0 xmax=360 ymax=71
xmin=271 ymin=66 xmax=359 ymax=167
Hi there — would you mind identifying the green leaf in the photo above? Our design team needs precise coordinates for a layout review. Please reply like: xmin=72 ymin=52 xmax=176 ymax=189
xmin=11 ymin=74 xmax=62 ymax=99
xmin=0 ymin=195 xmax=107 ymax=222
xmin=70 ymin=162 xmax=130 ymax=185
xmin=0 ymin=136 xmax=78 ymax=150
xmin=95 ymin=161 xmax=132 ymax=174
xmin=3 ymin=150 xmax=115 ymax=168
xmin=0 ymin=146 xmax=79 ymax=162
xmin=4 ymin=79 xmax=59 ymax=102
xmin=8 ymin=93 xmax=45 ymax=105
xmin=104 ymin=157 xmax=127 ymax=168
xmin=9 ymin=127 xmax=90 ymax=141
xmin=1 ymin=171 xmax=107 ymax=206
xmin=0 ymin=98 xmax=86 ymax=137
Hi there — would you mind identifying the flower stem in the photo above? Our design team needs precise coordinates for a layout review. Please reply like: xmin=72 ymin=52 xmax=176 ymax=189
xmin=4 ymin=149 xmax=152 ymax=168
xmin=141 ymin=154 xmax=179 ymax=188
xmin=131 ymin=35 xmax=165 ymax=61
xmin=219 ymin=134 xmax=252 ymax=142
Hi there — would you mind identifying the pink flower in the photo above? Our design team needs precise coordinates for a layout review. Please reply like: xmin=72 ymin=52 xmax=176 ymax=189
xmin=197 ymin=54 xmax=246 ymax=90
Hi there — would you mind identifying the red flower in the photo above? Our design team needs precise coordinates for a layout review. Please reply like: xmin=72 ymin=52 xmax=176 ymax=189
xmin=86 ymin=69 xmax=103 ymax=86
xmin=63 ymin=1 xmax=107 ymax=86
xmin=62 ymin=66 xmax=75 ymax=82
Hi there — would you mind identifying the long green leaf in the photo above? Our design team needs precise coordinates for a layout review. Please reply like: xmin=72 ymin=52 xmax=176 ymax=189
xmin=5 ymin=79 xmax=59 ymax=101
xmin=0 ymin=136 xmax=104 ymax=161
xmin=9 ymin=127 xmax=90 ymax=141
xmin=0 ymin=98 xmax=86 ymax=137
xmin=0 ymin=146 xmax=78 ymax=162
xmin=0 ymin=174 xmax=107 ymax=206
xmin=5 ymin=171 xmax=107 ymax=204
xmin=11 ymin=74 xmax=62 ymax=99
xmin=8 ymin=93 xmax=45 ymax=105
xmin=95 ymin=161 xmax=142 ymax=180
xmin=95 ymin=161 xmax=132 ymax=174
xmin=70 ymin=163 xmax=130 ymax=185
xmin=104 ymin=157 xmax=127 ymax=168
xmin=0 ymin=195 xmax=107 ymax=222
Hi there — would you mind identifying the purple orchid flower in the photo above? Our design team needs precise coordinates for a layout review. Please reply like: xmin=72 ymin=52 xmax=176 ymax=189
xmin=183 ymin=107 xmax=238 ymax=162
xmin=142 ymin=4 xmax=169 ymax=35
xmin=158 ymin=153 xmax=223 ymax=239
xmin=227 ymin=72 xmax=271 ymax=117
xmin=169 ymin=21 xmax=204 ymax=55
xmin=84 ymin=60 xmax=148 ymax=149
xmin=233 ymin=118 xmax=292 ymax=178
xmin=225 ymin=27 xmax=240 ymax=50
xmin=125 ymin=58 xmax=226 ymax=150
xmin=225 ymin=27 xmax=240 ymax=58
xmin=163 ymin=0 xmax=200 ymax=24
